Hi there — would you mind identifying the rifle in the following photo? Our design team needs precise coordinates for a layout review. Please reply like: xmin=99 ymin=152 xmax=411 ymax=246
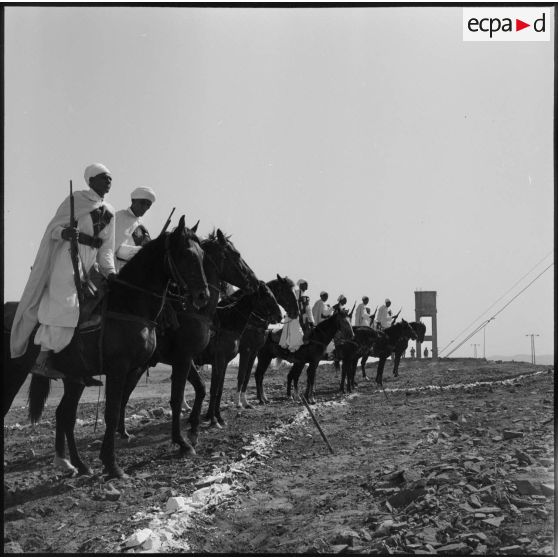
xmin=370 ymin=306 xmax=378 ymax=322
xmin=160 ymin=207 xmax=176 ymax=235
xmin=391 ymin=307 xmax=402 ymax=325
xmin=69 ymin=180 xmax=84 ymax=305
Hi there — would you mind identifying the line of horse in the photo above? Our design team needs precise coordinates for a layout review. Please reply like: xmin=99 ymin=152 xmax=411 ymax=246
xmin=3 ymin=216 xmax=425 ymax=478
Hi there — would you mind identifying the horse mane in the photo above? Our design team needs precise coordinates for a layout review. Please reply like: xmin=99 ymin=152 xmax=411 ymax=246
xmin=281 ymin=276 xmax=295 ymax=288
xmin=205 ymin=229 xmax=232 ymax=243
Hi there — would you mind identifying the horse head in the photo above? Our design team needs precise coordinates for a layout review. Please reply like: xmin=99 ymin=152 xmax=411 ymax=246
xmin=269 ymin=275 xmax=298 ymax=319
xmin=255 ymin=281 xmax=283 ymax=324
xmin=400 ymin=319 xmax=418 ymax=341
xmin=413 ymin=321 xmax=427 ymax=343
xmin=203 ymin=229 xmax=259 ymax=293
xmin=168 ymin=216 xmax=210 ymax=310
xmin=335 ymin=305 xmax=355 ymax=341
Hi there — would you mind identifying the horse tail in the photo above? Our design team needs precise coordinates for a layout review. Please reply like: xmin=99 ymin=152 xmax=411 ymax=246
xmin=28 ymin=376 xmax=51 ymax=424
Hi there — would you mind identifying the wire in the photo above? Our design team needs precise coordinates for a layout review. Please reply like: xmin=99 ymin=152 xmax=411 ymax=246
xmin=443 ymin=261 xmax=553 ymax=358
xmin=439 ymin=250 xmax=553 ymax=355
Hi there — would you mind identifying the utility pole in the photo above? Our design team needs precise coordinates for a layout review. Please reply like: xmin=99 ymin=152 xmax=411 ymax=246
xmin=483 ymin=318 xmax=494 ymax=360
xmin=471 ymin=343 xmax=480 ymax=358
xmin=525 ymin=334 xmax=540 ymax=364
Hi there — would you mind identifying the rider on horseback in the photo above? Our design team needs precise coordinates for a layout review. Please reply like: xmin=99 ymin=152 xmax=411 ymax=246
xmin=10 ymin=163 xmax=117 ymax=381
xmin=374 ymin=298 xmax=393 ymax=331
xmin=114 ymin=187 xmax=156 ymax=271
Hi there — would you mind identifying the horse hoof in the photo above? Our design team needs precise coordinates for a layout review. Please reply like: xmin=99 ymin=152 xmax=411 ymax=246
xmin=209 ymin=421 xmax=222 ymax=430
xmin=103 ymin=465 xmax=128 ymax=479
xmin=76 ymin=463 xmax=94 ymax=476
xmin=217 ymin=418 xmax=227 ymax=427
xmin=244 ymin=403 xmax=254 ymax=410
xmin=179 ymin=445 xmax=197 ymax=458
xmin=187 ymin=432 xmax=198 ymax=448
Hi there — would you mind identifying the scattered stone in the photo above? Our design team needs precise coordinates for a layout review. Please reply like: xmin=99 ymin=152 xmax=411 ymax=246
xmin=514 ymin=479 xmax=542 ymax=496
xmin=516 ymin=537 xmax=531 ymax=545
xmin=104 ymin=483 xmax=121 ymax=501
xmin=538 ymin=457 xmax=553 ymax=467
xmin=4 ymin=507 xmax=26 ymax=522
xmin=492 ymin=435 xmax=503 ymax=442
xmin=141 ymin=533 xmax=161 ymax=552
xmin=124 ymin=528 xmax=152 ymax=548
xmin=472 ymin=544 xmax=487 ymax=556
xmin=499 ymin=545 xmax=523 ymax=555
xmin=503 ymin=430 xmax=523 ymax=440
xmin=374 ymin=520 xmax=394 ymax=537
xmin=331 ymin=529 xmax=361 ymax=547
xmin=387 ymin=488 xmax=426 ymax=509
xmin=89 ymin=439 xmax=102 ymax=449
xmin=330 ymin=544 xmax=349 ymax=554
xmin=166 ymin=496 xmax=188 ymax=513
xmin=150 ymin=407 xmax=165 ymax=418
xmin=540 ymin=483 xmax=554 ymax=497
xmin=482 ymin=516 xmax=505 ymax=527
xmin=514 ymin=449 xmax=535 ymax=465
xmin=4 ymin=542 xmax=24 ymax=554
xmin=436 ymin=542 xmax=470 ymax=554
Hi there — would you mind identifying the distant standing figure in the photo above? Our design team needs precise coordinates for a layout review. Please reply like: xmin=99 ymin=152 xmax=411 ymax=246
xmin=424 ymin=347 xmax=429 ymax=358
xmin=312 ymin=291 xmax=332 ymax=325
xmin=355 ymin=296 xmax=371 ymax=327
xmin=374 ymin=298 xmax=392 ymax=331
xmin=410 ymin=346 xmax=416 ymax=359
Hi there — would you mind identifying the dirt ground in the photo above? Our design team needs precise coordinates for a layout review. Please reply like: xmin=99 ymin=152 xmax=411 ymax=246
xmin=3 ymin=358 xmax=555 ymax=555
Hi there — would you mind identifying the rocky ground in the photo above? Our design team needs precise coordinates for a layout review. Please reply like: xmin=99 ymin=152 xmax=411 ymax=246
xmin=3 ymin=358 xmax=555 ymax=555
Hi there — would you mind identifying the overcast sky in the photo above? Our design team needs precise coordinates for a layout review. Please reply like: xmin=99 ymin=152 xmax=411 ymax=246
xmin=4 ymin=6 xmax=554 ymax=358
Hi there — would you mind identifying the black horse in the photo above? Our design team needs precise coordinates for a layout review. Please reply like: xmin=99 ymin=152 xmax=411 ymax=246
xmin=356 ymin=320 xmax=419 ymax=387
xmin=235 ymin=275 xmax=299 ymax=409
xmin=254 ymin=308 xmax=354 ymax=405
xmin=16 ymin=217 xmax=209 ymax=478
xmin=390 ymin=321 xmax=426 ymax=377
xmin=116 ymin=229 xmax=259 ymax=455
xmin=196 ymin=281 xmax=283 ymax=427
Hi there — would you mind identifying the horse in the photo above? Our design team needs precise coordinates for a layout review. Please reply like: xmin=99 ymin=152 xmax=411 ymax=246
xmin=196 ymin=281 xmax=283 ymax=427
xmin=254 ymin=307 xmax=355 ymax=405
xmin=116 ymin=229 xmax=259 ymax=455
xmin=13 ymin=217 xmax=209 ymax=478
xmin=390 ymin=321 xmax=426 ymax=377
xmin=235 ymin=275 xmax=299 ymax=409
xmin=358 ymin=320 xmax=419 ymax=386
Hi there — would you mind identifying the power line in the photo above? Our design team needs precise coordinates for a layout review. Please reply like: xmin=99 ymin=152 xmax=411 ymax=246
xmin=443 ymin=261 xmax=553 ymax=358
xmin=439 ymin=250 xmax=553 ymax=355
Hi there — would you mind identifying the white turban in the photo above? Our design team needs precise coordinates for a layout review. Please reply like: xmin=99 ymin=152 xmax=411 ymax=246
xmin=84 ymin=163 xmax=111 ymax=186
xmin=131 ymin=187 xmax=156 ymax=203
xmin=385 ymin=298 xmax=391 ymax=304
xmin=297 ymin=279 xmax=308 ymax=287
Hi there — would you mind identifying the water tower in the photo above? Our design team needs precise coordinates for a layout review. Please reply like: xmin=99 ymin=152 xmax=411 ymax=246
xmin=415 ymin=290 xmax=438 ymax=358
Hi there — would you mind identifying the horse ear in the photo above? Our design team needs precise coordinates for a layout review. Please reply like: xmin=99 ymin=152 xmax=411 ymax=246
xmin=191 ymin=220 xmax=200 ymax=233
xmin=217 ymin=229 xmax=226 ymax=244
xmin=277 ymin=273 xmax=283 ymax=282
xmin=177 ymin=215 xmax=186 ymax=232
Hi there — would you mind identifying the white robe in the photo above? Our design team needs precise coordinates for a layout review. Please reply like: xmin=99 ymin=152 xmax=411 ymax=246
xmin=375 ymin=304 xmax=392 ymax=329
xmin=11 ymin=189 xmax=115 ymax=357
xmin=355 ymin=303 xmax=370 ymax=327
xmin=312 ymin=299 xmax=332 ymax=325
xmin=114 ymin=208 xmax=143 ymax=271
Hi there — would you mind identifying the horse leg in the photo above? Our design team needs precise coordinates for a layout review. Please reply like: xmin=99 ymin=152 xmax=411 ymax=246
xmin=117 ymin=367 xmax=145 ymax=439
xmin=254 ymin=350 xmax=273 ymax=405
xmin=204 ymin=362 xmax=221 ymax=428
xmin=350 ymin=357 xmax=358 ymax=391
xmin=339 ymin=357 xmax=346 ymax=394
xmin=214 ymin=357 xmax=229 ymax=427
xmin=393 ymin=353 xmax=401 ymax=377
xmin=170 ymin=361 xmax=196 ymax=456
xmin=289 ymin=362 xmax=304 ymax=402
xmin=53 ymin=384 xmax=76 ymax=475
xmin=185 ymin=365 xmax=205 ymax=448
xmin=375 ymin=357 xmax=386 ymax=386
xmin=100 ymin=364 xmax=129 ymax=479
xmin=361 ymin=353 xmax=369 ymax=380
xmin=306 ymin=363 xmax=318 ymax=404
xmin=60 ymin=380 xmax=93 ymax=476
xmin=237 ymin=349 xmax=256 ymax=409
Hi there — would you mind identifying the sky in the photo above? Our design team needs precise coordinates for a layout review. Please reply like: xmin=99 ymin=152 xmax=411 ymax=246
xmin=3 ymin=6 xmax=554 ymax=358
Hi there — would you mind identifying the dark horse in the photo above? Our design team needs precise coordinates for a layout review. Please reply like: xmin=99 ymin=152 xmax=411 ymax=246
xmin=390 ymin=321 xmax=426 ymax=377
xmin=9 ymin=217 xmax=209 ymax=478
xmin=196 ymin=281 xmax=283 ymax=427
xmin=254 ymin=308 xmax=355 ymax=405
xmin=235 ymin=275 xmax=299 ymax=409
xmin=116 ymin=229 xmax=259 ymax=455
xmin=356 ymin=320 xmax=419 ymax=387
